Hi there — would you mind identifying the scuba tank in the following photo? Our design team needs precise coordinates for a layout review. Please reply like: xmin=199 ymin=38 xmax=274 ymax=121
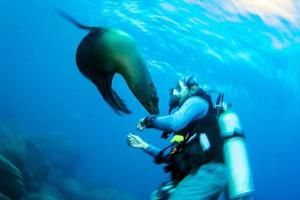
xmin=218 ymin=107 xmax=255 ymax=199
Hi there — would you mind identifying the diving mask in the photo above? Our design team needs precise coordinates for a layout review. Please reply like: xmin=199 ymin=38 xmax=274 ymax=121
xmin=169 ymin=80 xmax=190 ymax=113
xmin=170 ymin=80 xmax=188 ymax=97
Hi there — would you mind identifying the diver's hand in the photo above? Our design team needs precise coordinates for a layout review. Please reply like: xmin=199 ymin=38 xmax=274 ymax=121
xmin=137 ymin=116 xmax=155 ymax=131
xmin=137 ymin=118 xmax=147 ymax=131
xmin=127 ymin=133 xmax=148 ymax=150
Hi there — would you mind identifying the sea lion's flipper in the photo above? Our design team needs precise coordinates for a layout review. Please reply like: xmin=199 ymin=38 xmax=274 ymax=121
xmin=111 ymin=90 xmax=131 ymax=114
xmin=56 ymin=10 xmax=98 ymax=31
xmin=92 ymin=74 xmax=131 ymax=114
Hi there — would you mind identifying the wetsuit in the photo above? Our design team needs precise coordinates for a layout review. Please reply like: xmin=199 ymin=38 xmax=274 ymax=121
xmin=144 ymin=96 xmax=228 ymax=200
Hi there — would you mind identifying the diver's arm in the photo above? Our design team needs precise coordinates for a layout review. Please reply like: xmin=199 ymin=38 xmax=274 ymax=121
xmin=127 ymin=134 xmax=161 ymax=157
xmin=142 ymin=144 xmax=161 ymax=158
xmin=148 ymin=96 xmax=209 ymax=132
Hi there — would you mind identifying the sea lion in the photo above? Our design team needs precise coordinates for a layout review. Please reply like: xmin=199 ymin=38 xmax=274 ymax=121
xmin=58 ymin=11 xmax=159 ymax=114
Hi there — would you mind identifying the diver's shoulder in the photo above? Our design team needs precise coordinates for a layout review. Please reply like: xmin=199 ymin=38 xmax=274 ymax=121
xmin=182 ymin=96 xmax=209 ymax=110
xmin=186 ymin=96 xmax=208 ymax=104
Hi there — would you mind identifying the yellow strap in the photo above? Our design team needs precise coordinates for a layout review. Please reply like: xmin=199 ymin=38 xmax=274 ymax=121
xmin=170 ymin=135 xmax=185 ymax=143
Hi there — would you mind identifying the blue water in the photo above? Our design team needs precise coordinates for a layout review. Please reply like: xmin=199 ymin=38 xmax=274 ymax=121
xmin=0 ymin=0 xmax=299 ymax=199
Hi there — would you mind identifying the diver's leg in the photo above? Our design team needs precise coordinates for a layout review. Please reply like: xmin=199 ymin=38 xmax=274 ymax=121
xmin=151 ymin=181 xmax=175 ymax=200
xmin=233 ymin=195 xmax=255 ymax=200
xmin=169 ymin=162 xmax=228 ymax=200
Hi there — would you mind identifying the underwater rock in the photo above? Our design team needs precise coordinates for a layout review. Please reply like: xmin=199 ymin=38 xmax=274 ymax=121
xmin=30 ymin=133 xmax=81 ymax=176
xmin=0 ymin=192 xmax=10 ymax=200
xmin=90 ymin=189 xmax=118 ymax=200
xmin=90 ymin=188 xmax=136 ymax=200
xmin=45 ymin=169 xmax=64 ymax=187
xmin=0 ymin=124 xmax=27 ymax=172
xmin=0 ymin=124 xmax=79 ymax=179
xmin=0 ymin=155 xmax=25 ymax=200
xmin=58 ymin=178 xmax=89 ymax=200
xmin=24 ymin=184 xmax=65 ymax=200
xmin=0 ymin=123 xmax=137 ymax=200
xmin=23 ymin=139 xmax=51 ymax=189
xmin=0 ymin=124 xmax=51 ymax=189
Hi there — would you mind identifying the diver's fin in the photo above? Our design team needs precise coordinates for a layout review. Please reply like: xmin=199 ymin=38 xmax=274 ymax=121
xmin=92 ymin=74 xmax=131 ymax=115
xmin=56 ymin=9 xmax=97 ymax=30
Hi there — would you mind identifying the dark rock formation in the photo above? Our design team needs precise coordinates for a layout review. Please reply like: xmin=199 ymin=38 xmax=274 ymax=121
xmin=90 ymin=188 xmax=136 ymax=200
xmin=22 ymin=140 xmax=51 ymax=190
xmin=0 ymin=155 xmax=25 ymax=200
xmin=0 ymin=124 xmax=51 ymax=191
xmin=24 ymin=184 xmax=65 ymax=200
xmin=58 ymin=178 xmax=89 ymax=200
xmin=29 ymin=133 xmax=81 ymax=177
xmin=0 ymin=192 xmax=10 ymax=200
xmin=0 ymin=123 xmax=137 ymax=200
xmin=0 ymin=124 xmax=27 ymax=173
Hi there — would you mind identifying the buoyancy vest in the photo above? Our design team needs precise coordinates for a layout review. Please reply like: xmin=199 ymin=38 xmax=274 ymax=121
xmin=155 ymin=89 xmax=223 ymax=182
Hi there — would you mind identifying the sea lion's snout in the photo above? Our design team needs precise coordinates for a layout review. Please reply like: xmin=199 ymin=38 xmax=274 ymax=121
xmin=146 ymin=96 xmax=159 ymax=115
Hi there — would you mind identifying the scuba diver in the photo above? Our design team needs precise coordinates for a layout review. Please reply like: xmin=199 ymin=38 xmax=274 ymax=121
xmin=127 ymin=76 xmax=255 ymax=200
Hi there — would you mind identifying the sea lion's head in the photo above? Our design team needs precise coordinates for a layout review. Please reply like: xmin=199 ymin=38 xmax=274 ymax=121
xmin=141 ymin=81 xmax=159 ymax=115
xmin=126 ymin=63 xmax=159 ymax=115
xmin=100 ymin=29 xmax=160 ymax=114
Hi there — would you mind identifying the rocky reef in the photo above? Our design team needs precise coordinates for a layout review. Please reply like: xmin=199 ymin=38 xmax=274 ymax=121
xmin=0 ymin=124 xmax=136 ymax=200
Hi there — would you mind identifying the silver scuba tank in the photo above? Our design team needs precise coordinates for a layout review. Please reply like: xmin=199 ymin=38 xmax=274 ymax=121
xmin=218 ymin=109 xmax=254 ymax=199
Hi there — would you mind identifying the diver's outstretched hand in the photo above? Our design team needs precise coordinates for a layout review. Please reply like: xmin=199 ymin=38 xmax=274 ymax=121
xmin=127 ymin=133 xmax=148 ymax=150
xmin=137 ymin=117 xmax=155 ymax=131
xmin=137 ymin=118 xmax=146 ymax=131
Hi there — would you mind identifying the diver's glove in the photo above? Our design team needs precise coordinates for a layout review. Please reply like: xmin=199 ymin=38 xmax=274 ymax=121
xmin=137 ymin=116 xmax=155 ymax=131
